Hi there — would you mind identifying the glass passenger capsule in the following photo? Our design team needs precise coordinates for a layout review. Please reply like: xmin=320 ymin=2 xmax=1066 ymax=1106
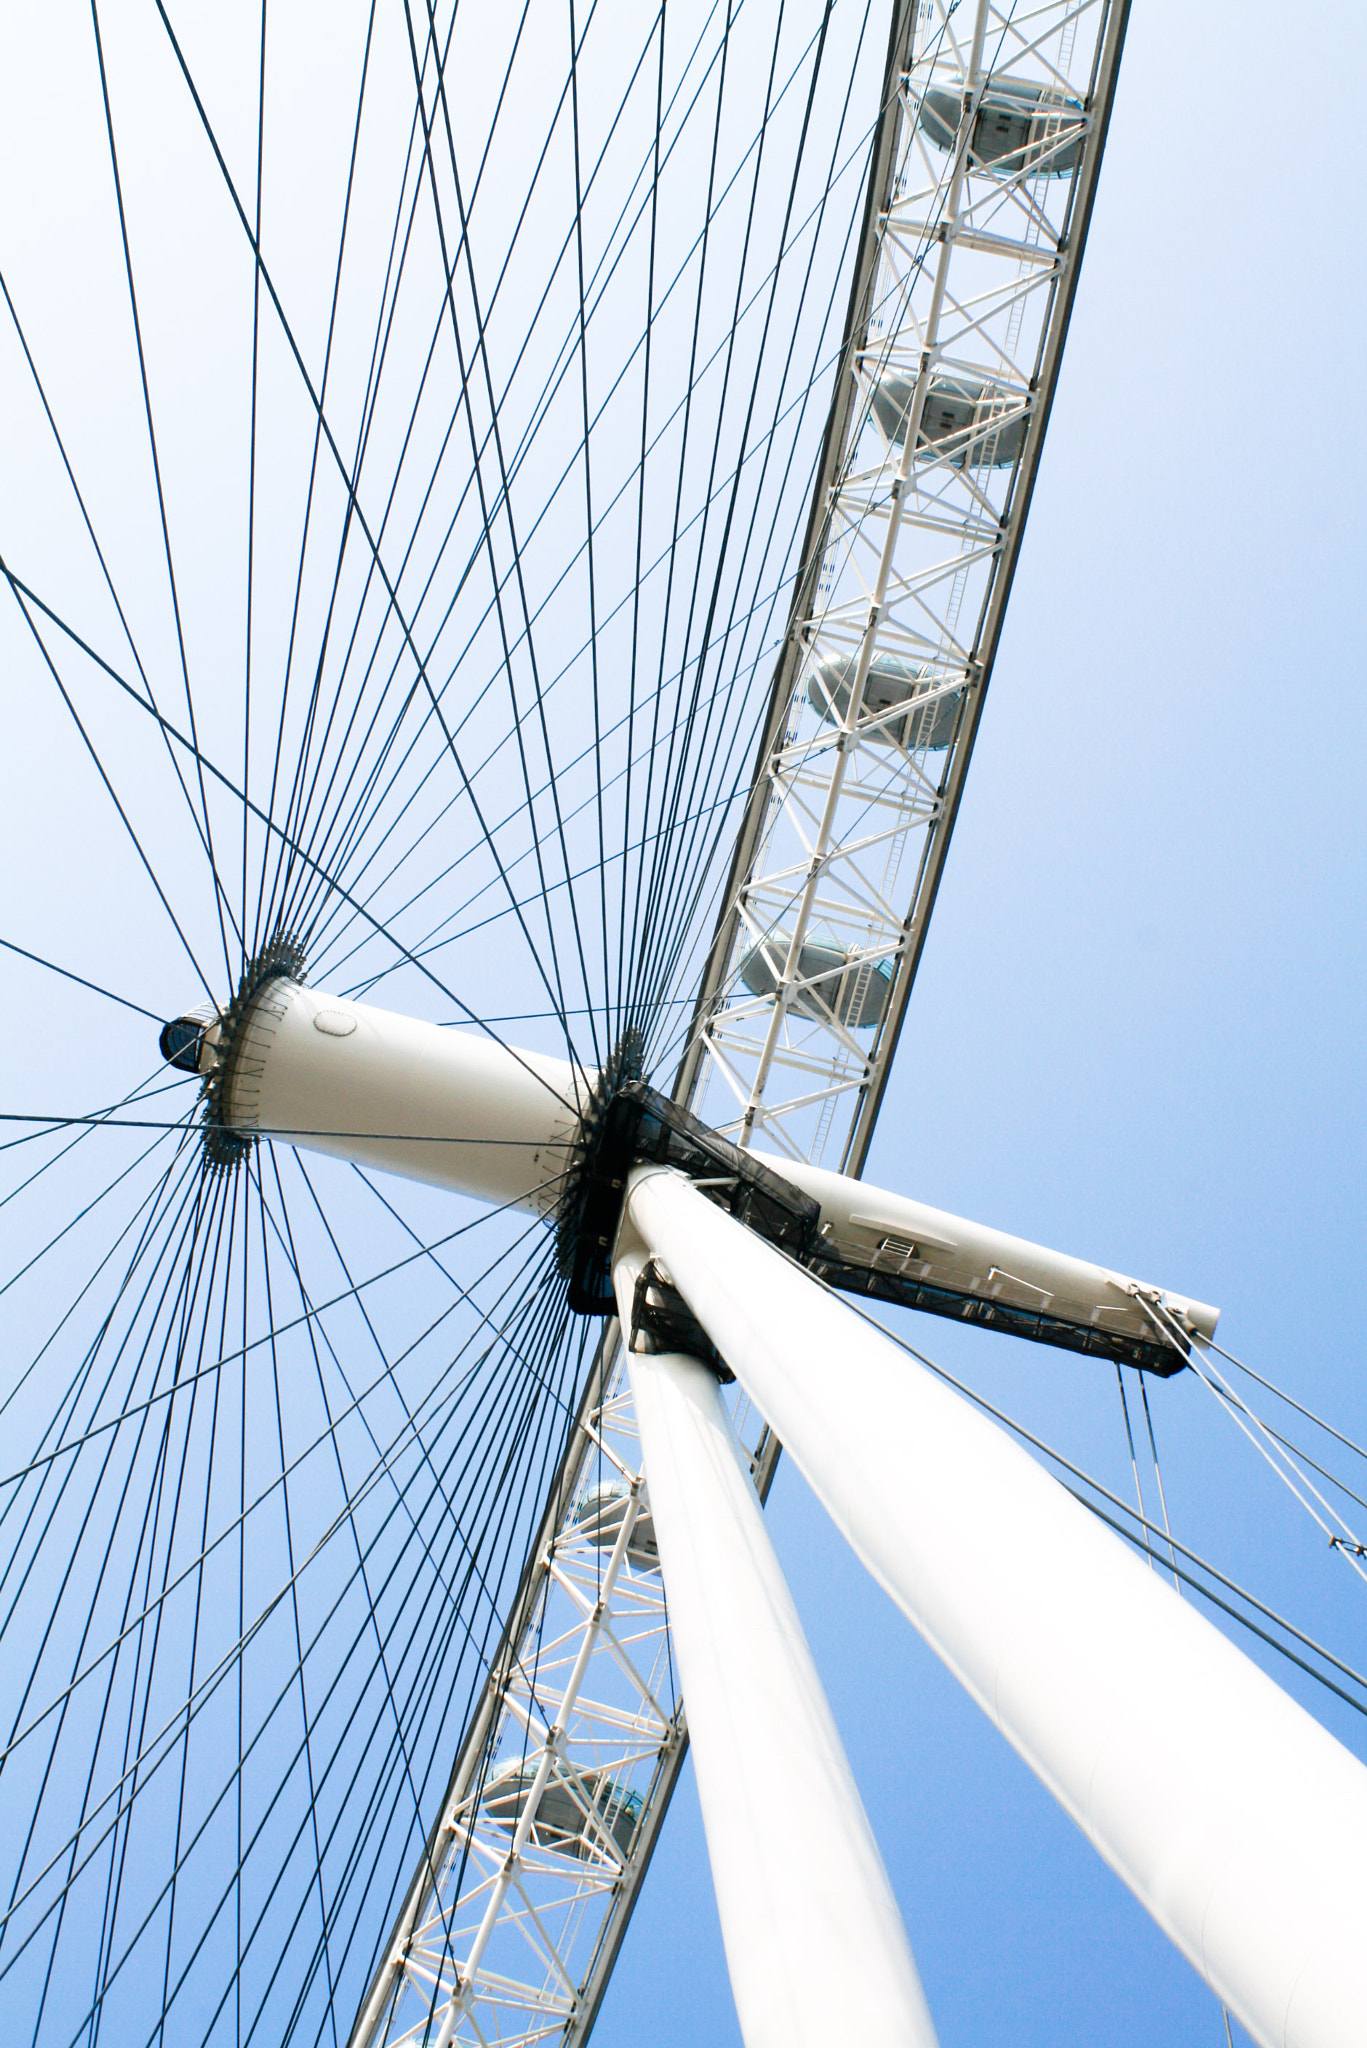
xmin=482 ymin=1757 xmax=644 ymax=1862
xmin=807 ymin=652 xmax=961 ymax=751
xmin=570 ymin=1480 xmax=659 ymax=1569
xmin=869 ymin=372 xmax=1028 ymax=467
xmin=917 ymin=76 xmax=1085 ymax=175
xmin=737 ymin=934 xmax=893 ymax=1031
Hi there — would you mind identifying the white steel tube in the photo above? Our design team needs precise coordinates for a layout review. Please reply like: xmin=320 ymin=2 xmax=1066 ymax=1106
xmin=219 ymin=982 xmax=583 ymax=1212
xmin=612 ymin=1233 xmax=937 ymax=2048
xmin=756 ymin=1150 xmax=1219 ymax=1343
xmin=626 ymin=1166 xmax=1367 ymax=2048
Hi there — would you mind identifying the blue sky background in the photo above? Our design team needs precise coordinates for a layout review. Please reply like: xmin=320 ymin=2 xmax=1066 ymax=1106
xmin=593 ymin=6 xmax=1367 ymax=2041
xmin=0 ymin=3 xmax=1363 ymax=2040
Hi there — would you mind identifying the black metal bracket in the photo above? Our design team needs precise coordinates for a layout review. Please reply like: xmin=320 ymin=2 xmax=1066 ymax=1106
xmin=558 ymin=1070 xmax=819 ymax=1318
xmin=556 ymin=1047 xmax=1186 ymax=1377
xmin=629 ymin=1259 xmax=733 ymax=1381
xmin=809 ymin=1254 xmax=1188 ymax=1377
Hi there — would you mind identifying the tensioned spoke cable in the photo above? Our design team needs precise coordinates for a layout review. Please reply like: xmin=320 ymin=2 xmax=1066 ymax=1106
xmin=813 ymin=1278 xmax=1367 ymax=1719
xmin=50 ymin=1247 xmax=579 ymax=2042
xmin=242 ymin=0 xmax=268 ymax=974
xmin=276 ymin=0 xmax=669 ymax=947
xmin=0 ymin=939 xmax=166 ymax=1025
xmin=620 ymin=3 xmax=861 ymax=1017
xmin=0 ymin=1124 xmax=188 ymax=1312
xmin=0 ymin=1139 xmax=201 ymax=1484
xmin=0 ymin=1217 xmax=559 ymax=1804
xmin=2 ymin=570 xmax=581 ymax=1116
xmin=617 ymin=3 xmax=667 ymax=1042
xmin=0 ymin=1196 xmax=573 ymax=1998
xmin=251 ymin=1157 xmax=343 ymax=2039
xmin=87 ymin=1167 xmax=236 ymax=2048
xmin=621 ymin=0 xmax=737 ymax=1029
xmin=627 ymin=6 xmax=870 ymax=1024
xmin=628 ymin=0 xmax=796 ymax=1008
xmin=303 ymin=399 xmax=838 ymax=988
xmin=567 ymin=0 xmax=612 ymax=1031
xmin=0 ymin=1067 xmax=190 ymax=1224
xmin=89 ymin=0 xmax=239 ymax=986
xmin=3 ymin=571 xmax=215 ymax=1007
xmin=0 ymin=1163 xmax=223 ymax=1981
xmin=264 ymin=83 xmax=449 ymax=950
xmin=254 ymin=0 xmax=427 ymax=956
xmin=397 ymin=0 xmax=836 ymax=1073
xmin=149 ymin=2 xmax=587 ymax=1068
xmin=290 ymin=32 xmax=869 ymax=988
xmin=0 ymin=1157 xmax=205 ymax=1717
xmin=259 ymin=1177 xmax=585 ymax=2015
xmin=345 ymin=779 xmax=745 ymax=992
xmin=287 ymin=8 xmax=811 ymax=969
xmin=315 ymin=1295 xmax=591 ymax=2021
xmin=0 ymin=1178 xmax=573 ymax=1501
xmin=626 ymin=10 xmax=878 ymax=1031
xmin=265 ymin=1158 xmax=572 ymax=1650
xmin=637 ymin=532 xmax=830 ymax=1062
xmin=0 ymin=268 xmax=239 ymax=969
xmin=404 ymin=0 xmax=596 ymax=1066
xmin=271 ymin=0 xmax=595 ymax=937
xmin=0 ymin=1134 xmax=205 ymax=1506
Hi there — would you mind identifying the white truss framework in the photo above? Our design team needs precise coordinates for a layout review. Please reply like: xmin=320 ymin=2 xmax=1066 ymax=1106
xmin=684 ymin=0 xmax=1129 ymax=1170
xmin=352 ymin=2 xmax=1128 ymax=2041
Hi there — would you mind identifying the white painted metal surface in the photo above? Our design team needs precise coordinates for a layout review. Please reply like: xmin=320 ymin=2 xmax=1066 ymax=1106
xmin=219 ymin=981 xmax=583 ymax=1212
xmin=611 ymin=1233 xmax=937 ymax=2048
xmin=225 ymin=985 xmax=1216 ymax=1359
xmin=627 ymin=1166 xmax=1367 ymax=2048
xmin=757 ymin=1150 xmax=1220 ymax=1346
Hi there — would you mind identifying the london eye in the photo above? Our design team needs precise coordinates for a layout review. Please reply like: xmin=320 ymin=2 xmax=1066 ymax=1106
xmin=1 ymin=5 xmax=1365 ymax=2045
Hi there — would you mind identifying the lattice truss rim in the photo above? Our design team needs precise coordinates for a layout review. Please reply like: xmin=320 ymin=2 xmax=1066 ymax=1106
xmin=693 ymin=0 xmax=1116 ymax=1170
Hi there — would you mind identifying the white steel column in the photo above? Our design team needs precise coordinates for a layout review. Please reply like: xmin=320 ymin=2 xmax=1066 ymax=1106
xmin=216 ymin=982 xmax=583 ymax=1208
xmin=626 ymin=1167 xmax=1367 ymax=2048
xmin=611 ymin=1233 xmax=937 ymax=2048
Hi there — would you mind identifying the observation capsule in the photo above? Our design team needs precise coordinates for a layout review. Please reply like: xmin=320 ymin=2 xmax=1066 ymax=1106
xmin=870 ymin=372 xmax=1028 ymax=467
xmin=737 ymin=934 xmax=893 ymax=1031
xmin=917 ymin=76 xmax=1084 ymax=175
xmin=807 ymin=652 xmax=961 ymax=751
xmin=570 ymin=1480 xmax=659 ymax=1569
xmin=482 ymin=1757 xmax=643 ymax=1862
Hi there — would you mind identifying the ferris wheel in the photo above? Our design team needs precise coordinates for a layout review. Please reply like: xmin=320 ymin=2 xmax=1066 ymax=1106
xmin=2 ymin=3 xmax=1365 ymax=2046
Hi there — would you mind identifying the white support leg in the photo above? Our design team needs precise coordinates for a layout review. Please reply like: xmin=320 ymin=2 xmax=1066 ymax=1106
xmin=612 ymin=1233 xmax=937 ymax=2048
xmin=625 ymin=1166 xmax=1367 ymax=2048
